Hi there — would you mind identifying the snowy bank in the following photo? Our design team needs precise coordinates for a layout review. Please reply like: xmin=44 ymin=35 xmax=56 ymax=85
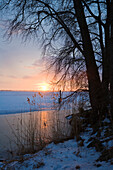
xmin=1 ymin=132 xmax=113 ymax=170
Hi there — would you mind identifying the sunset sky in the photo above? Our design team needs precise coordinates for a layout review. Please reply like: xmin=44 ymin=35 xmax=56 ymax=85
xmin=0 ymin=24 xmax=52 ymax=91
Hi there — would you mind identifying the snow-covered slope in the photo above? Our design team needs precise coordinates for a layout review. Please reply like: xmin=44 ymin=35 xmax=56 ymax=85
xmin=1 ymin=135 xmax=113 ymax=169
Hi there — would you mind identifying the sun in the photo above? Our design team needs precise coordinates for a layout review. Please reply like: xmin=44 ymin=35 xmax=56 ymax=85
xmin=41 ymin=85 xmax=47 ymax=91
xmin=35 ymin=82 xmax=50 ymax=91
xmin=40 ymin=83 xmax=49 ymax=91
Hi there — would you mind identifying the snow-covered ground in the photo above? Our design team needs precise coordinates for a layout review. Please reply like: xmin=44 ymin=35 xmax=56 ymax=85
xmin=1 ymin=131 xmax=113 ymax=170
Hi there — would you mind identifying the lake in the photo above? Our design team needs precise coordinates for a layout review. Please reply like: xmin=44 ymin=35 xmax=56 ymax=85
xmin=0 ymin=110 xmax=72 ymax=160
xmin=0 ymin=91 xmax=89 ymax=160
xmin=0 ymin=91 xmax=74 ymax=160
xmin=0 ymin=91 xmax=58 ymax=115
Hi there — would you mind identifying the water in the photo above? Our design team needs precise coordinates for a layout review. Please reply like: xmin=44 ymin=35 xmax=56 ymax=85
xmin=0 ymin=91 xmax=57 ymax=115
xmin=0 ymin=110 xmax=72 ymax=160
xmin=0 ymin=91 xmax=89 ymax=160
xmin=0 ymin=91 xmax=89 ymax=115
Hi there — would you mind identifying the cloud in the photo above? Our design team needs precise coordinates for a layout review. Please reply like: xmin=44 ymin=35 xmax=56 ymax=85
xmin=19 ymin=60 xmax=23 ymax=63
xmin=32 ymin=59 xmax=42 ymax=67
xmin=0 ymin=73 xmax=20 ymax=79
xmin=0 ymin=81 xmax=5 ymax=84
xmin=0 ymin=73 xmax=3 ymax=77
xmin=8 ymin=75 xmax=18 ymax=79
xmin=24 ymin=66 xmax=36 ymax=69
xmin=22 ymin=75 xmax=33 ymax=79
xmin=0 ymin=74 xmax=19 ymax=79
xmin=22 ymin=71 xmax=46 ymax=80
xmin=24 ymin=59 xmax=43 ymax=70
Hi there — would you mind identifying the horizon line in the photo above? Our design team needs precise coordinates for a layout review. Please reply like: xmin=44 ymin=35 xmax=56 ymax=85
xmin=0 ymin=89 xmax=89 ymax=92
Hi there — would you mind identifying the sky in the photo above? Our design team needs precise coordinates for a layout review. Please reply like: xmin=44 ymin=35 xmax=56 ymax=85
xmin=0 ymin=26 xmax=52 ymax=91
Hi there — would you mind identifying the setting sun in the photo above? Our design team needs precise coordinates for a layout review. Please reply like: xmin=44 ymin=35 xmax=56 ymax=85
xmin=41 ymin=85 xmax=48 ymax=91
xmin=35 ymin=82 xmax=50 ymax=91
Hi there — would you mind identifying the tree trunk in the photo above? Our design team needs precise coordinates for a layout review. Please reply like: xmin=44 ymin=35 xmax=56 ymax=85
xmin=73 ymin=0 xmax=103 ymax=116
xmin=109 ymin=0 xmax=113 ymax=119
xmin=102 ymin=3 xmax=110 ymax=112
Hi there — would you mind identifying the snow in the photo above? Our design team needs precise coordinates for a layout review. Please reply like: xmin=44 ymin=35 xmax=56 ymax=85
xmin=0 ymin=91 xmax=68 ymax=115
xmin=1 ymin=132 xmax=113 ymax=169
xmin=0 ymin=91 xmax=89 ymax=115
xmin=0 ymin=91 xmax=56 ymax=114
xmin=0 ymin=91 xmax=71 ymax=115
xmin=65 ymin=115 xmax=73 ymax=120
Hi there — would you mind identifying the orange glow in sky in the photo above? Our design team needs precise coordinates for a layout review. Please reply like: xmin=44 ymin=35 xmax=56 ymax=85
xmin=0 ymin=32 xmax=53 ymax=91
xmin=0 ymin=22 xmax=56 ymax=91
xmin=36 ymin=82 xmax=50 ymax=91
